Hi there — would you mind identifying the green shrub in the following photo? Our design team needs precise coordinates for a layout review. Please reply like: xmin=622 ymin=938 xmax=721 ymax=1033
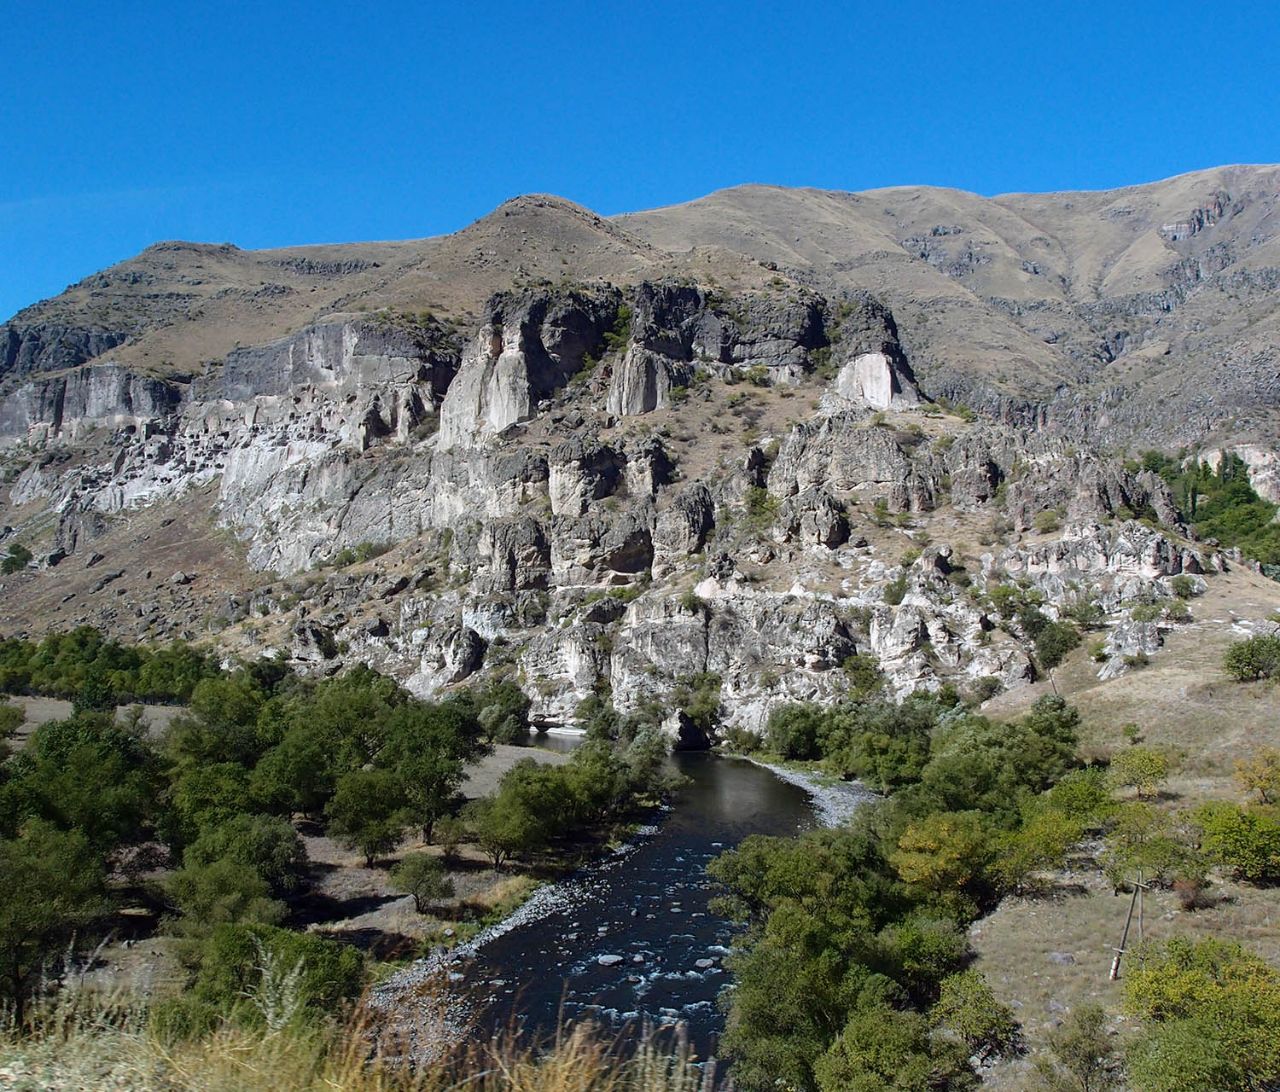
xmin=192 ymin=922 xmax=365 ymax=1027
xmin=1124 ymin=937 xmax=1280 ymax=1090
xmin=1108 ymin=746 xmax=1171 ymax=800
xmin=765 ymin=703 xmax=825 ymax=760
xmin=744 ymin=486 xmax=780 ymax=530
xmin=883 ymin=575 xmax=909 ymax=606
xmin=1194 ymin=802 xmax=1280 ymax=883
xmin=1033 ymin=509 xmax=1061 ymax=534
xmin=184 ymin=814 xmax=308 ymax=897
xmin=932 ymin=970 xmax=1019 ymax=1060
xmin=1035 ymin=621 xmax=1080 ymax=670
xmin=1223 ymin=634 xmax=1280 ymax=681
xmin=841 ymin=653 xmax=884 ymax=697
xmin=1 ymin=543 xmax=32 ymax=574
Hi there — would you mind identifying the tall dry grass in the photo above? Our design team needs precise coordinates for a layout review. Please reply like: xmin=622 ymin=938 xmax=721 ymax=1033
xmin=0 ymin=981 xmax=721 ymax=1092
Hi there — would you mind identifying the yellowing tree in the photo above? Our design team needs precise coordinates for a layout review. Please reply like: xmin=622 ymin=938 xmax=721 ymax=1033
xmin=1108 ymin=746 xmax=1171 ymax=800
xmin=891 ymin=810 xmax=994 ymax=894
xmin=1235 ymin=748 xmax=1280 ymax=805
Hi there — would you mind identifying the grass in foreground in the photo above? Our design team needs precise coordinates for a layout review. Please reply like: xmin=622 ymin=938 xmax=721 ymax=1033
xmin=0 ymin=983 xmax=719 ymax=1092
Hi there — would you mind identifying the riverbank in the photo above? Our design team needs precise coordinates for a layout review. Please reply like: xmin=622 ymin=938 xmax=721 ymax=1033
xmin=366 ymin=815 xmax=667 ymax=1050
xmin=741 ymin=755 xmax=876 ymax=827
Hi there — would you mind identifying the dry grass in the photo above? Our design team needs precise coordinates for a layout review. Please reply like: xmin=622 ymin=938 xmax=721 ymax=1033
xmin=986 ymin=564 xmax=1280 ymax=777
xmin=0 ymin=986 xmax=717 ymax=1092
xmin=972 ymin=564 xmax=1280 ymax=1086
xmin=972 ymin=865 xmax=1280 ymax=1090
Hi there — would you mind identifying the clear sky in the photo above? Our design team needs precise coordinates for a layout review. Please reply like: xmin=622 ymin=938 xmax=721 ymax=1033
xmin=3 ymin=0 xmax=1278 ymax=319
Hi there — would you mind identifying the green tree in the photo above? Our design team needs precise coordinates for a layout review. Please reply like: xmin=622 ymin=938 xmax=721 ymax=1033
xmin=190 ymin=923 xmax=364 ymax=1028
xmin=1033 ymin=1004 xmax=1122 ymax=1091
xmin=765 ymin=702 xmax=826 ymax=760
xmin=0 ymin=700 xmax=21 ymax=762
xmin=167 ymin=855 xmax=285 ymax=936
xmin=391 ymin=853 xmax=455 ymax=913
xmin=1194 ymin=801 xmax=1280 ymax=883
xmin=325 ymin=769 xmax=408 ymax=867
xmin=464 ymin=759 xmax=569 ymax=867
xmin=377 ymin=701 xmax=483 ymax=842
xmin=0 ymin=821 xmax=105 ymax=1026
xmin=891 ymin=810 xmax=996 ymax=900
xmin=184 ymin=814 xmax=309 ymax=897
xmin=932 ymin=970 xmax=1019 ymax=1062
xmin=472 ymin=679 xmax=532 ymax=744
xmin=1234 ymin=747 xmax=1280 ymax=804
xmin=1222 ymin=634 xmax=1280 ymax=681
xmin=1035 ymin=620 xmax=1081 ymax=670
xmin=71 ymin=666 xmax=117 ymax=715
xmin=6 ymin=713 xmax=163 ymax=855
xmin=1 ymin=543 xmax=32 ymax=574
xmin=1124 ymin=937 xmax=1280 ymax=1090
xmin=249 ymin=720 xmax=341 ymax=820
xmin=1107 ymin=746 xmax=1170 ymax=800
xmin=1100 ymin=803 xmax=1203 ymax=890
xmin=168 ymin=762 xmax=252 ymax=848
xmin=814 ymin=1002 xmax=975 ymax=1092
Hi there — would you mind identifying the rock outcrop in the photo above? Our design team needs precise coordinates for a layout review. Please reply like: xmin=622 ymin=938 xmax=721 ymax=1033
xmin=0 ymin=278 xmax=1232 ymax=739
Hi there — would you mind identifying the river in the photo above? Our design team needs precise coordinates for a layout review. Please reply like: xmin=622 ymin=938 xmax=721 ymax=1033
xmin=456 ymin=749 xmax=824 ymax=1061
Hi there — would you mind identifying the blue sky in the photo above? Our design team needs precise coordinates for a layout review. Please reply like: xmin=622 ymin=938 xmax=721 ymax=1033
xmin=3 ymin=0 xmax=1278 ymax=319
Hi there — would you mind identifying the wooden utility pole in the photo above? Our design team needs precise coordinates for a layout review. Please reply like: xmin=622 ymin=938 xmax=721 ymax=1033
xmin=1109 ymin=871 xmax=1149 ymax=981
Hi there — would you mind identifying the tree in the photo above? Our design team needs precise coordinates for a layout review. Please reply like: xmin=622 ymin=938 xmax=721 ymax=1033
xmin=932 ymin=970 xmax=1019 ymax=1062
xmin=191 ymin=923 xmax=364 ymax=1027
xmin=1125 ymin=1016 xmax=1249 ymax=1092
xmin=1033 ymin=1004 xmax=1121 ymax=1091
xmin=1235 ymin=747 xmax=1280 ymax=804
xmin=391 ymin=853 xmax=454 ymax=913
xmin=1194 ymin=802 xmax=1280 ymax=883
xmin=71 ymin=666 xmax=117 ymax=715
xmin=167 ymin=855 xmax=285 ymax=936
xmin=1100 ymin=803 xmax=1203 ymax=890
xmin=1107 ymin=746 xmax=1170 ymax=800
xmin=1223 ymin=634 xmax=1280 ymax=681
xmin=377 ymin=701 xmax=483 ymax=842
xmin=184 ymin=813 xmax=309 ymax=896
xmin=250 ymin=721 xmax=341 ymax=820
xmin=464 ymin=760 xmax=568 ymax=868
xmin=891 ymin=811 xmax=996 ymax=899
xmin=813 ymin=1002 xmax=975 ymax=1092
xmin=765 ymin=702 xmax=826 ymax=760
xmin=325 ymin=769 xmax=408 ymax=867
xmin=168 ymin=762 xmax=252 ymax=848
xmin=1036 ymin=621 xmax=1081 ymax=671
xmin=0 ymin=822 xmax=105 ymax=1026
xmin=0 ymin=700 xmax=21 ymax=762
xmin=1124 ymin=937 xmax=1280 ymax=1090
xmin=465 ymin=796 xmax=528 ymax=869
xmin=1 ymin=542 xmax=32 ymax=574
xmin=472 ymin=679 xmax=532 ymax=744
xmin=9 ymin=713 xmax=163 ymax=856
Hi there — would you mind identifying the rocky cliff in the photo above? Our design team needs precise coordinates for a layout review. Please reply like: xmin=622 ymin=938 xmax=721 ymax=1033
xmin=0 ymin=263 xmax=1229 ymax=744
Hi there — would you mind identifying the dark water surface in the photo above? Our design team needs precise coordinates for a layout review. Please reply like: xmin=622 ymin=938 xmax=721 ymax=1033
xmin=460 ymin=750 xmax=817 ymax=1060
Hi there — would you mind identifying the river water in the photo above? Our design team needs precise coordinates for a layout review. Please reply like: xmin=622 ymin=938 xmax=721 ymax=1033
xmin=457 ymin=750 xmax=820 ymax=1061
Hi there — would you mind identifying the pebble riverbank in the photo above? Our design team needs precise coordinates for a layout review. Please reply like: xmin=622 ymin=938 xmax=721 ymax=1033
xmin=746 ymin=758 xmax=876 ymax=827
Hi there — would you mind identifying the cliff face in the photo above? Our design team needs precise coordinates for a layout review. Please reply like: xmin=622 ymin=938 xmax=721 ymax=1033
xmin=11 ymin=168 xmax=1280 ymax=739
xmin=0 ymin=273 xmax=1218 ymax=743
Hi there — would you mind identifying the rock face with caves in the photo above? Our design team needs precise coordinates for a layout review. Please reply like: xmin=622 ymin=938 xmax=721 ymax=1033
xmin=0 ymin=241 xmax=1239 ymax=746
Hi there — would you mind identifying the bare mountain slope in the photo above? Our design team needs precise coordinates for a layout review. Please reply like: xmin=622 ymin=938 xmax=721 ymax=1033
xmin=619 ymin=165 xmax=1280 ymax=446
xmin=14 ymin=165 xmax=1277 ymax=450
xmin=0 ymin=194 xmax=782 ymax=383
